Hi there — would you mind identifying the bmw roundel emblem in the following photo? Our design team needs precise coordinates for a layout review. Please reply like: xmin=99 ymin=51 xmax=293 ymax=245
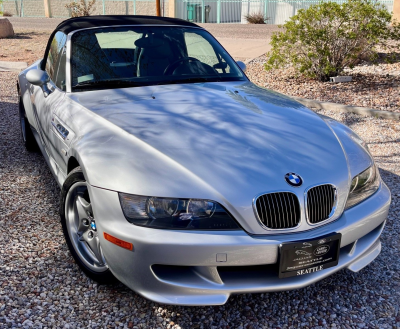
xmin=285 ymin=173 xmax=303 ymax=187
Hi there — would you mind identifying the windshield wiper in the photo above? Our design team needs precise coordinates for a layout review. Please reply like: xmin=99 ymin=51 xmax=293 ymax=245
xmin=72 ymin=79 xmax=143 ymax=90
xmin=72 ymin=76 xmax=224 ymax=90
xmin=156 ymin=77 xmax=222 ymax=86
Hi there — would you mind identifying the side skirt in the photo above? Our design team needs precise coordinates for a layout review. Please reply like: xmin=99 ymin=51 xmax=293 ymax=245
xmin=30 ymin=125 xmax=67 ymax=188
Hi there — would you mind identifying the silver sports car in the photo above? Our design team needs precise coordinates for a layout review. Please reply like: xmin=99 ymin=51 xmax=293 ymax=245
xmin=18 ymin=15 xmax=391 ymax=305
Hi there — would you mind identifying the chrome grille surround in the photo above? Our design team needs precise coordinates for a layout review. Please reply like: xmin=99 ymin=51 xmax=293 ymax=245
xmin=253 ymin=192 xmax=301 ymax=230
xmin=305 ymin=184 xmax=337 ymax=225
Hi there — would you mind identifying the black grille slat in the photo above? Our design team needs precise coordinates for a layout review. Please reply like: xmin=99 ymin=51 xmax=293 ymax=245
xmin=255 ymin=192 xmax=300 ymax=229
xmin=317 ymin=187 xmax=322 ymax=221
xmin=288 ymin=193 xmax=295 ymax=228
xmin=260 ymin=196 xmax=267 ymax=226
xmin=323 ymin=185 xmax=330 ymax=216
xmin=282 ymin=193 xmax=289 ymax=228
xmin=307 ymin=184 xmax=336 ymax=224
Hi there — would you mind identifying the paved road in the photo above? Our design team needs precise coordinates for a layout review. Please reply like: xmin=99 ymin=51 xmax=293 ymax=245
xmin=7 ymin=17 xmax=278 ymax=61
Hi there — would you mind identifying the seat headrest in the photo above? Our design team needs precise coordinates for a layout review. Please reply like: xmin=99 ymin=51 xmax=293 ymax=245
xmin=135 ymin=35 xmax=165 ymax=48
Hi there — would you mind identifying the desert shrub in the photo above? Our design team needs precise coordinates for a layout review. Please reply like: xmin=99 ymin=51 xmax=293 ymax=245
xmin=2 ymin=11 xmax=13 ymax=17
xmin=244 ymin=12 xmax=268 ymax=24
xmin=265 ymin=0 xmax=400 ymax=81
xmin=65 ymin=0 xmax=96 ymax=17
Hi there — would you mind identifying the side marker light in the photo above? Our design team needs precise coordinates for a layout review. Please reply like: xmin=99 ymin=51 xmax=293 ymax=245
xmin=104 ymin=232 xmax=133 ymax=251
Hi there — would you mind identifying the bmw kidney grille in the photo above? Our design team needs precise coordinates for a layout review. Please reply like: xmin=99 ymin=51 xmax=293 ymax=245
xmin=255 ymin=184 xmax=337 ymax=230
xmin=306 ymin=184 xmax=337 ymax=224
xmin=255 ymin=192 xmax=301 ymax=229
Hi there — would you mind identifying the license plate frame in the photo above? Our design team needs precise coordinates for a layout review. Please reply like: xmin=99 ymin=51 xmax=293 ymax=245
xmin=279 ymin=233 xmax=341 ymax=279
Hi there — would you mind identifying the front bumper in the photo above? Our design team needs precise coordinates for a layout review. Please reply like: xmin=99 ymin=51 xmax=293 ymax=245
xmin=90 ymin=182 xmax=390 ymax=305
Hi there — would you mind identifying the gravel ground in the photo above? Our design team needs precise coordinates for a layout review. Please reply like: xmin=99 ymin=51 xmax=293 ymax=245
xmin=1 ymin=70 xmax=400 ymax=328
xmin=246 ymin=55 xmax=400 ymax=113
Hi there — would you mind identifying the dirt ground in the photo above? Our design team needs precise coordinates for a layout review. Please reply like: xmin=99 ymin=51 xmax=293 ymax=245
xmin=0 ymin=30 xmax=50 ymax=64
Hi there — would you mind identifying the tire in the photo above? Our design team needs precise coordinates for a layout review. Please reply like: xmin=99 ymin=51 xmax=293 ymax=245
xmin=60 ymin=167 xmax=116 ymax=284
xmin=19 ymin=97 xmax=39 ymax=152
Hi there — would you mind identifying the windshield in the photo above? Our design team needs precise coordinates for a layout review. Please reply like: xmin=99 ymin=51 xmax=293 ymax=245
xmin=70 ymin=26 xmax=246 ymax=91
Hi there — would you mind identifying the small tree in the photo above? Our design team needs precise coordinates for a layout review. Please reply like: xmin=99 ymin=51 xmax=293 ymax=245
xmin=265 ymin=0 xmax=400 ymax=81
xmin=65 ymin=0 xmax=96 ymax=17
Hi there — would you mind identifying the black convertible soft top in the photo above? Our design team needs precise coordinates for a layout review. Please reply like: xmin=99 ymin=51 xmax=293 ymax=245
xmin=40 ymin=15 xmax=201 ymax=70
xmin=56 ymin=15 xmax=200 ymax=34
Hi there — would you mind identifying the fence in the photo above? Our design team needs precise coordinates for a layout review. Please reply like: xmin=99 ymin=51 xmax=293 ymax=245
xmin=0 ymin=0 xmax=395 ymax=23
xmin=176 ymin=0 xmax=394 ymax=23
xmin=1 ymin=0 xmax=169 ymax=18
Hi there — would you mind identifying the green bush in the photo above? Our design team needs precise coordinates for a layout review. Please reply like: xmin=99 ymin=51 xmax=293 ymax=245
xmin=264 ymin=0 xmax=400 ymax=81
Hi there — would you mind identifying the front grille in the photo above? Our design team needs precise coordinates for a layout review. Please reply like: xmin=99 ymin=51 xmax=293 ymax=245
xmin=254 ymin=192 xmax=300 ymax=229
xmin=306 ymin=184 xmax=336 ymax=224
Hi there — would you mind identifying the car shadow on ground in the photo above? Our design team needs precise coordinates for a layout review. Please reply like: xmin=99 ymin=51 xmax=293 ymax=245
xmin=0 ymin=98 xmax=399 ymax=328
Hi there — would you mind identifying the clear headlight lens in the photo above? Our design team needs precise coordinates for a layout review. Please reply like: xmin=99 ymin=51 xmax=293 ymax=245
xmin=345 ymin=165 xmax=380 ymax=209
xmin=119 ymin=193 xmax=240 ymax=230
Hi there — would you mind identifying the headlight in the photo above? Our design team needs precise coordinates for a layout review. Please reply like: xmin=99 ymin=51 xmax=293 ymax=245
xmin=118 ymin=193 xmax=240 ymax=230
xmin=345 ymin=165 xmax=380 ymax=209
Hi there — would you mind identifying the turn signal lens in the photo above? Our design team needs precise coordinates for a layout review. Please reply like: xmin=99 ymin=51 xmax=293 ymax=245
xmin=103 ymin=232 xmax=133 ymax=251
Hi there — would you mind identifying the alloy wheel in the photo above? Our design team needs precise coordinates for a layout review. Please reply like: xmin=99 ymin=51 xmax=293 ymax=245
xmin=64 ymin=181 xmax=107 ymax=272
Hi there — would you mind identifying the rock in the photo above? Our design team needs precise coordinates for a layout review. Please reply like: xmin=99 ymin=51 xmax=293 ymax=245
xmin=0 ymin=18 xmax=14 ymax=38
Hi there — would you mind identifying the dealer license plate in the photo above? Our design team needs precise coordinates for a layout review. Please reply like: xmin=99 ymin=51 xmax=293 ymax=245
xmin=279 ymin=233 xmax=341 ymax=278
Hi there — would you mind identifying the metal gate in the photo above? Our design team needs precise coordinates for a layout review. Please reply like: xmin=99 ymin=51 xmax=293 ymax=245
xmin=176 ymin=0 xmax=394 ymax=24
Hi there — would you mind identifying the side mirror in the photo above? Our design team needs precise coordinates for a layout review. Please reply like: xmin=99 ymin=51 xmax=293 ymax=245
xmin=26 ymin=69 xmax=52 ymax=96
xmin=236 ymin=61 xmax=247 ymax=73
xmin=26 ymin=69 xmax=50 ymax=87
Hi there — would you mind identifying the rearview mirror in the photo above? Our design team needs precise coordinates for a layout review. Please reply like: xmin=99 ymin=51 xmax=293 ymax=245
xmin=26 ymin=69 xmax=50 ymax=87
xmin=236 ymin=61 xmax=247 ymax=73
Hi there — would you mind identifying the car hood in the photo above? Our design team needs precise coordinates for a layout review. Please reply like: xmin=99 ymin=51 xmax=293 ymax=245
xmin=68 ymin=81 xmax=351 ymax=234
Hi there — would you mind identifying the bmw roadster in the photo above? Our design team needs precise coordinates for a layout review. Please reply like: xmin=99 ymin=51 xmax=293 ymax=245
xmin=18 ymin=15 xmax=391 ymax=305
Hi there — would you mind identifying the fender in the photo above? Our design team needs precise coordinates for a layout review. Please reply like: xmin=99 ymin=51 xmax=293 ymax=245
xmin=18 ymin=59 xmax=42 ymax=132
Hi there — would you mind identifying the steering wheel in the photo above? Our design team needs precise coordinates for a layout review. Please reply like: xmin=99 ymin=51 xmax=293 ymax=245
xmin=164 ymin=57 xmax=201 ymax=75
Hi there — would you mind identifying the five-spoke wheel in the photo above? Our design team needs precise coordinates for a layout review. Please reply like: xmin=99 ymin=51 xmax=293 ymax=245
xmin=65 ymin=181 xmax=107 ymax=272
xmin=60 ymin=167 xmax=115 ymax=283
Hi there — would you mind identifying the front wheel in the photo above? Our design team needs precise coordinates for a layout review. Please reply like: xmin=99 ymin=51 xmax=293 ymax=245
xmin=60 ymin=167 xmax=116 ymax=283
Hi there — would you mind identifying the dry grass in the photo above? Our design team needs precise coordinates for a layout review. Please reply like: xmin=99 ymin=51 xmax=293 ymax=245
xmin=244 ymin=12 xmax=268 ymax=24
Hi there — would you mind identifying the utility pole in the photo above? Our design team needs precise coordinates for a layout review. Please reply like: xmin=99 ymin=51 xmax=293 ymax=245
xmin=156 ymin=0 xmax=161 ymax=16
xmin=394 ymin=0 xmax=400 ymax=23
xmin=44 ymin=0 xmax=51 ymax=17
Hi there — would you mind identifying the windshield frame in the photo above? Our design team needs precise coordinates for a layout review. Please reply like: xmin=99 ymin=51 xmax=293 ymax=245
xmin=65 ymin=25 xmax=248 ymax=93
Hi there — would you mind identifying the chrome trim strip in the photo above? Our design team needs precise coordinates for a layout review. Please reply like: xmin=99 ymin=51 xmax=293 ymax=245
xmin=66 ymin=35 xmax=72 ymax=93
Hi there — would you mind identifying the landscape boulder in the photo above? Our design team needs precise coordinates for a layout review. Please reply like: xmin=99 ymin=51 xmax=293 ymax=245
xmin=0 ymin=18 xmax=14 ymax=38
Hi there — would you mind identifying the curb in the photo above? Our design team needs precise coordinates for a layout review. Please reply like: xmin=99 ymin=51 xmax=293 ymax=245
xmin=292 ymin=96 xmax=400 ymax=120
xmin=0 ymin=61 xmax=28 ymax=72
